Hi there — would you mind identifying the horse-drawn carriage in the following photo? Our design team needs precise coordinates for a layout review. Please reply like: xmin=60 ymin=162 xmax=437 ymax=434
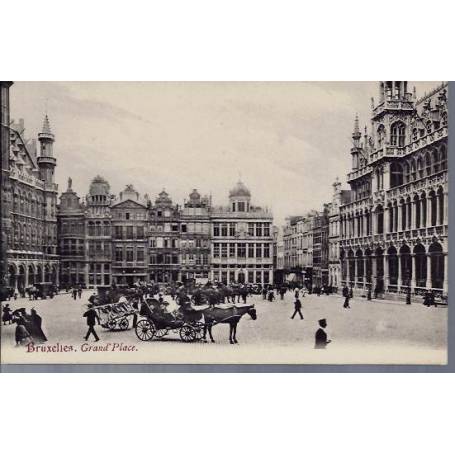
xmin=135 ymin=296 xmax=257 ymax=344
xmin=94 ymin=300 xmax=137 ymax=331
xmin=135 ymin=299 xmax=205 ymax=342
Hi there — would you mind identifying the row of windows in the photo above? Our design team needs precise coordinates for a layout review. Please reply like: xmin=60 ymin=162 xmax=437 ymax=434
xmin=149 ymin=254 xmax=179 ymax=265
xmin=390 ymin=147 xmax=447 ymax=188
xmin=213 ymin=222 xmax=271 ymax=237
xmin=112 ymin=211 xmax=147 ymax=221
xmin=114 ymin=247 xmax=145 ymax=262
xmin=213 ymin=243 xmax=271 ymax=258
xmin=114 ymin=225 xmax=145 ymax=239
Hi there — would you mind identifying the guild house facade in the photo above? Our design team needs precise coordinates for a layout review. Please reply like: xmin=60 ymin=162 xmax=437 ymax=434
xmin=339 ymin=81 xmax=448 ymax=298
xmin=210 ymin=181 xmax=274 ymax=285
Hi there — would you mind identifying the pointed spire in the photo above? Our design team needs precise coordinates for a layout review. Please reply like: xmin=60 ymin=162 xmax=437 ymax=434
xmin=42 ymin=114 xmax=52 ymax=135
xmin=354 ymin=113 xmax=359 ymax=134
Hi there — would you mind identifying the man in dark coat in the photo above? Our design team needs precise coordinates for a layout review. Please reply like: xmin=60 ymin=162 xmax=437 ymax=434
xmin=315 ymin=319 xmax=331 ymax=349
xmin=83 ymin=304 xmax=101 ymax=341
xmin=291 ymin=298 xmax=303 ymax=320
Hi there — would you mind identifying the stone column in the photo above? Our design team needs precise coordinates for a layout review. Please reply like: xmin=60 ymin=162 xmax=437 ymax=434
xmin=384 ymin=253 xmax=389 ymax=291
xmin=410 ymin=254 xmax=416 ymax=290
xmin=411 ymin=200 xmax=417 ymax=229
xmin=397 ymin=253 xmax=402 ymax=291
xmin=426 ymin=195 xmax=432 ymax=228
xmin=353 ymin=257 xmax=358 ymax=288
xmin=425 ymin=254 xmax=431 ymax=290
xmin=443 ymin=191 xmax=448 ymax=225
xmin=397 ymin=203 xmax=402 ymax=232
xmin=371 ymin=254 xmax=377 ymax=289
xmin=371 ymin=211 xmax=376 ymax=235
xmin=25 ymin=266 xmax=29 ymax=288
xmin=346 ymin=257 xmax=350 ymax=284
xmin=434 ymin=194 xmax=439 ymax=226
xmin=443 ymin=253 xmax=448 ymax=294
xmin=363 ymin=256 xmax=368 ymax=289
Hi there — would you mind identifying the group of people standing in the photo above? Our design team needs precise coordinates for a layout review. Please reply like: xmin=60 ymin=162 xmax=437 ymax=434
xmin=1 ymin=303 xmax=47 ymax=346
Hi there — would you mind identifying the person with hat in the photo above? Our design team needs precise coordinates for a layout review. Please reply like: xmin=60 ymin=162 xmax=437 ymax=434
xmin=83 ymin=304 xmax=101 ymax=342
xmin=315 ymin=319 xmax=331 ymax=349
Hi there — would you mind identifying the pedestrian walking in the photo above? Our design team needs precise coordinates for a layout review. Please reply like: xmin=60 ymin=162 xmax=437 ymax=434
xmin=343 ymin=294 xmax=351 ymax=309
xmin=315 ymin=318 xmax=331 ymax=349
xmin=77 ymin=285 xmax=82 ymax=299
xmin=294 ymin=288 xmax=299 ymax=299
xmin=83 ymin=304 xmax=100 ymax=342
xmin=72 ymin=287 xmax=77 ymax=300
xmin=291 ymin=298 xmax=304 ymax=320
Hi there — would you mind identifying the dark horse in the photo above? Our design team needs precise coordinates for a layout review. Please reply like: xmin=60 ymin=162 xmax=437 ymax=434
xmin=201 ymin=304 xmax=256 ymax=344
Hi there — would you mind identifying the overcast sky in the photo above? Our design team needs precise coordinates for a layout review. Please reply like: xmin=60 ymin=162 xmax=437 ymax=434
xmin=10 ymin=81 xmax=438 ymax=225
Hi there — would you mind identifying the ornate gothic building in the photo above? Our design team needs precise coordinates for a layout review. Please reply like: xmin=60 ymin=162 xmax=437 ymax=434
xmin=4 ymin=115 xmax=59 ymax=292
xmin=339 ymin=82 xmax=448 ymax=298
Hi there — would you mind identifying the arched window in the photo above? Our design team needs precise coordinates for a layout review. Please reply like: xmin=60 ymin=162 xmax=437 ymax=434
xmin=388 ymin=246 xmax=398 ymax=285
xmin=387 ymin=203 xmax=394 ymax=232
xmin=433 ymin=149 xmax=440 ymax=173
xmin=411 ymin=159 xmax=417 ymax=181
xmin=414 ymin=195 xmax=421 ymax=229
xmin=414 ymin=244 xmax=427 ymax=288
xmin=390 ymin=162 xmax=404 ymax=188
xmin=439 ymin=146 xmax=447 ymax=170
xmin=437 ymin=187 xmax=444 ymax=225
xmin=417 ymin=157 xmax=424 ymax=179
xmin=429 ymin=242 xmax=444 ymax=289
xmin=412 ymin=128 xmax=418 ymax=141
xmin=403 ymin=162 xmax=411 ymax=183
xmin=391 ymin=122 xmax=406 ymax=147
xmin=376 ymin=205 xmax=384 ymax=234
xmin=400 ymin=244 xmax=412 ymax=286
xmin=429 ymin=191 xmax=437 ymax=226
xmin=425 ymin=152 xmax=432 ymax=176
xmin=420 ymin=193 xmax=427 ymax=227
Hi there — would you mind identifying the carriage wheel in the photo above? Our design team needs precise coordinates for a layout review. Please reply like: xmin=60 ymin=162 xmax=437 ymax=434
xmin=154 ymin=328 xmax=169 ymax=338
xmin=135 ymin=319 xmax=155 ymax=341
xmin=192 ymin=322 xmax=204 ymax=340
xmin=107 ymin=319 xmax=117 ymax=330
xmin=119 ymin=318 xmax=129 ymax=331
xmin=179 ymin=325 xmax=197 ymax=342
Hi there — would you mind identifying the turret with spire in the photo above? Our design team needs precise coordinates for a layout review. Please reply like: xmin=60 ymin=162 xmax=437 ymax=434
xmin=350 ymin=114 xmax=362 ymax=171
xmin=37 ymin=113 xmax=57 ymax=185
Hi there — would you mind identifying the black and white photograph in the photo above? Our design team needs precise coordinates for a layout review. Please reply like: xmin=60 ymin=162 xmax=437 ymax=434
xmin=0 ymin=81 xmax=448 ymax=365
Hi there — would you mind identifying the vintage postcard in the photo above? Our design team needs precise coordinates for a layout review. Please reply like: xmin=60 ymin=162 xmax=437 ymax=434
xmin=0 ymin=81 xmax=448 ymax=365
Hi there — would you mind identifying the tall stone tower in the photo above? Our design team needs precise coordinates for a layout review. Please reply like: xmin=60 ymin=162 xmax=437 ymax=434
xmin=38 ymin=114 xmax=58 ymax=256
